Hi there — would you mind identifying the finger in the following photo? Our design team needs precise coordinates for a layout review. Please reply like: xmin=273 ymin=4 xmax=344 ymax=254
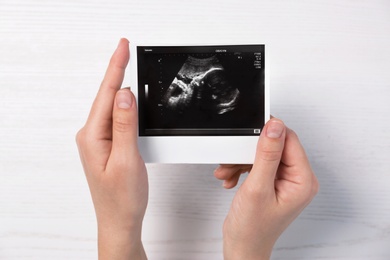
xmin=278 ymin=128 xmax=313 ymax=183
xmin=85 ymin=38 xmax=130 ymax=139
xmin=223 ymin=172 xmax=242 ymax=189
xmin=247 ymin=118 xmax=286 ymax=189
xmin=214 ymin=164 xmax=251 ymax=180
xmin=219 ymin=164 xmax=237 ymax=168
xmin=109 ymin=88 xmax=139 ymax=162
xmin=275 ymin=127 xmax=319 ymax=205
xmin=281 ymin=128 xmax=309 ymax=167
xmin=214 ymin=165 xmax=237 ymax=180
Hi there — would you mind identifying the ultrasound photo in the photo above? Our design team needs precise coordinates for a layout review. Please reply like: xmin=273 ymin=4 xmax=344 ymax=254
xmin=137 ymin=45 xmax=265 ymax=136
xmin=163 ymin=55 xmax=240 ymax=115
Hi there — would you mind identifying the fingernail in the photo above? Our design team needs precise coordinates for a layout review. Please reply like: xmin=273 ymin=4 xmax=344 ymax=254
xmin=266 ymin=120 xmax=284 ymax=138
xmin=117 ymin=38 xmax=129 ymax=48
xmin=116 ymin=89 xmax=132 ymax=109
xmin=222 ymin=180 xmax=228 ymax=188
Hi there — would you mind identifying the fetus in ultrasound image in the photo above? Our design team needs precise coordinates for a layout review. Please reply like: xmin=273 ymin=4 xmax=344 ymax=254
xmin=162 ymin=55 xmax=240 ymax=115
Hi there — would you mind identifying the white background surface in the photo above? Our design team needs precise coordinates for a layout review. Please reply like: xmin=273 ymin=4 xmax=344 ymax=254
xmin=1 ymin=0 xmax=390 ymax=259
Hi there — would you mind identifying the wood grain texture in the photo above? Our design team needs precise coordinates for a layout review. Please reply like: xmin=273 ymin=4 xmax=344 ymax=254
xmin=1 ymin=0 xmax=390 ymax=259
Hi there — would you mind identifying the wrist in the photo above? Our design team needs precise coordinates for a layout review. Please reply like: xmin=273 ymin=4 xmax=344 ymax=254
xmin=223 ymin=241 xmax=273 ymax=260
xmin=97 ymin=222 xmax=146 ymax=260
xmin=223 ymin=227 xmax=274 ymax=260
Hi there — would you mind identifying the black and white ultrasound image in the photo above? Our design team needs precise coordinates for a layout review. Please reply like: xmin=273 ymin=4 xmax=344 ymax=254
xmin=137 ymin=45 xmax=265 ymax=136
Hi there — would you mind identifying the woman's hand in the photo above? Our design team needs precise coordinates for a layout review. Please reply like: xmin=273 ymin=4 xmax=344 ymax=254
xmin=76 ymin=38 xmax=148 ymax=260
xmin=214 ymin=118 xmax=319 ymax=259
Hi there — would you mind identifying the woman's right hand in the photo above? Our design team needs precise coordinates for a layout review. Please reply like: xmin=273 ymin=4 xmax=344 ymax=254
xmin=214 ymin=118 xmax=319 ymax=259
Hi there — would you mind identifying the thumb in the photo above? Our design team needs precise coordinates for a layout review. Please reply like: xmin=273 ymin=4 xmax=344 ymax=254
xmin=247 ymin=118 xmax=286 ymax=190
xmin=110 ymin=88 xmax=139 ymax=159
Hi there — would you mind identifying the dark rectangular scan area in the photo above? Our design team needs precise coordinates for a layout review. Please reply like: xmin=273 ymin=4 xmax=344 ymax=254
xmin=137 ymin=45 xmax=265 ymax=136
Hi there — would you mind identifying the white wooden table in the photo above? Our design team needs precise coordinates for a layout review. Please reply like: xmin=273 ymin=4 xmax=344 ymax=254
xmin=1 ymin=0 xmax=389 ymax=259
